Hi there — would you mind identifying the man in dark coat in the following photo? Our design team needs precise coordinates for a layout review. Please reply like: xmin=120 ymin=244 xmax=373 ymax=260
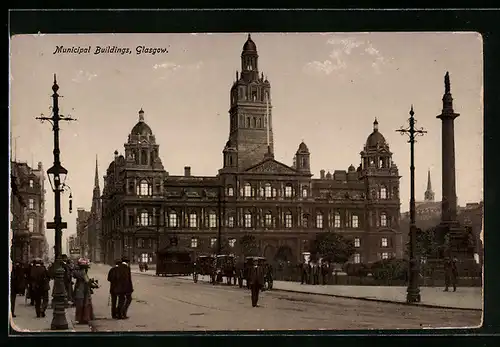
xmin=300 ymin=262 xmax=310 ymax=285
xmin=249 ymin=259 xmax=264 ymax=307
xmin=321 ymin=262 xmax=330 ymax=285
xmin=311 ymin=261 xmax=320 ymax=285
xmin=115 ymin=257 xmax=134 ymax=319
xmin=10 ymin=262 xmax=25 ymax=317
xmin=107 ymin=260 xmax=121 ymax=319
xmin=444 ymin=257 xmax=459 ymax=292
xmin=29 ymin=259 xmax=50 ymax=318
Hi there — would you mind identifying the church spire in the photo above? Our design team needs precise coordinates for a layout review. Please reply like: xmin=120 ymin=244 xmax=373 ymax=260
xmin=424 ymin=168 xmax=435 ymax=202
xmin=94 ymin=154 xmax=99 ymax=189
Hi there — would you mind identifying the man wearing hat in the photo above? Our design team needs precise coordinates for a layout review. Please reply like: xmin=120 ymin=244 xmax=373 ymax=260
xmin=115 ymin=256 xmax=134 ymax=319
xmin=249 ymin=258 xmax=265 ymax=307
xmin=107 ymin=260 xmax=121 ymax=319
xmin=29 ymin=258 xmax=50 ymax=318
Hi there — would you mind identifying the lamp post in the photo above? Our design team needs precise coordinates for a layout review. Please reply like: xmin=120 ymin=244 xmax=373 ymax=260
xmin=396 ymin=105 xmax=427 ymax=303
xmin=36 ymin=74 xmax=76 ymax=330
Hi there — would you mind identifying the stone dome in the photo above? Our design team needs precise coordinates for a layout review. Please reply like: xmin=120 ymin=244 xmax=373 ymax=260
xmin=366 ymin=118 xmax=387 ymax=148
xmin=130 ymin=108 xmax=152 ymax=136
xmin=242 ymin=34 xmax=257 ymax=52
xmin=348 ymin=164 xmax=356 ymax=172
xmin=297 ymin=141 xmax=309 ymax=153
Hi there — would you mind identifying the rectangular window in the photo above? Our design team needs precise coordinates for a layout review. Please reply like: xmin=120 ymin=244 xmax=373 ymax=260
xmin=334 ymin=213 xmax=341 ymax=228
xmin=29 ymin=180 xmax=34 ymax=188
xmin=354 ymin=237 xmax=361 ymax=248
xmin=229 ymin=238 xmax=236 ymax=248
xmin=380 ymin=213 xmax=387 ymax=227
xmin=244 ymin=213 xmax=252 ymax=228
xmin=210 ymin=238 xmax=217 ymax=247
xmin=191 ymin=238 xmax=198 ymax=248
xmin=285 ymin=186 xmax=293 ymax=198
xmin=352 ymin=215 xmax=359 ymax=228
xmin=354 ymin=253 xmax=361 ymax=264
xmin=28 ymin=198 xmax=34 ymax=209
xmin=189 ymin=213 xmax=197 ymax=228
xmin=381 ymin=237 xmax=388 ymax=247
xmin=28 ymin=218 xmax=34 ymax=232
xmin=148 ymin=239 xmax=153 ymax=248
xmin=140 ymin=212 xmax=149 ymax=226
xmin=128 ymin=215 xmax=134 ymax=226
xmin=169 ymin=213 xmax=178 ymax=227
xmin=228 ymin=216 xmax=234 ymax=228
xmin=265 ymin=214 xmax=272 ymax=227
xmin=209 ymin=213 xmax=217 ymax=228
xmin=302 ymin=188 xmax=308 ymax=197
xmin=381 ymin=252 xmax=389 ymax=260
xmin=285 ymin=214 xmax=292 ymax=228
xmin=244 ymin=184 xmax=252 ymax=197
xmin=316 ymin=214 xmax=323 ymax=229
xmin=227 ymin=187 xmax=234 ymax=197
xmin=265 ymin=185 xmax=272 ymax=198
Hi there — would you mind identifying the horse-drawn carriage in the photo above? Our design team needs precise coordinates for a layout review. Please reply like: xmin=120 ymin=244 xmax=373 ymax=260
xmin=214 ymin=255 xmax=236 ymax=285
xmin=192 ymin=255 xmax=215 ymax=283
xmin=237 ymin=256 xmax=273 ymax=290
xmin=156 ymin=244 xmax=194 ymax=277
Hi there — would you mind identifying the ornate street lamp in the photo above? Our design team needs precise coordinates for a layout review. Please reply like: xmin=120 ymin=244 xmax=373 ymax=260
xmin=396 ymin=105 xmax=427 ymax=303
xmin=36 ymin=74 xmax=76 ymax=330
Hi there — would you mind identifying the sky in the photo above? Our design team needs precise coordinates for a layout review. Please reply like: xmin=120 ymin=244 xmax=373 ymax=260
xmin=9 ymin=33 xmax=483 ymax=254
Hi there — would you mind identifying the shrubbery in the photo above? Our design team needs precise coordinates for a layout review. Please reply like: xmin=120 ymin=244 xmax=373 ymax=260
xmin=370 ymin=258 xmax=408 ymax=282
xmin=343 ymin=263 xmax=370 ymax=277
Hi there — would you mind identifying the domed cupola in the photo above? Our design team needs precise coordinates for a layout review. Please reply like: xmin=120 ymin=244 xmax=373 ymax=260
xmin=130 ymin=108 xmax=153 ymax=137
xmin=242 ymin=33 xmax=257 ymax=52
xmin=294 ymin=140 xmax=311 ymax=173
xmin=365 ymin=118 xmax=387 ymax=149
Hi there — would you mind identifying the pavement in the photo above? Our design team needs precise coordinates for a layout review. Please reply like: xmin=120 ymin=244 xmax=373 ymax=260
xmin=128 ymin=265 xmax=482 ymax=311
xmin=88 ymin=264 xmax=481 ymax=331
xmin=10 ymin=296 xmax=93 ymax=334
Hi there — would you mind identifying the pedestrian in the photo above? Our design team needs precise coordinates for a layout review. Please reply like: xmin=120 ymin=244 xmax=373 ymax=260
xmin=300 ymin=262 xmax=309 ymax=284
xmin=26 ymin=260 xmax=36 ymax=306
xmin=29 ymin=258 xmax=50 ymax=318
xmin=107 ymin=259 xmax=121 ymax=319
xmin=311 ymin=261 xmax=320 ymax=285
xmin=444 ymin=257 xmax=459 ymax=292
xmin=115 ymin=256 xmax=134 ymax=319
xmin=321 ymin=261 xmax=330 ymax=285
xmin=73 ymin=258 xmax=95 ymax=324
xmin=249 ymin=258 xmax=264 ymax=307
xmin=10 ymin=261 xmax=25 ymax=317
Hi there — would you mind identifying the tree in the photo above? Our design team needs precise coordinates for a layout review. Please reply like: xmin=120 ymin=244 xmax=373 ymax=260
xmin=415 ymin=226 xmax=440 ymax=259
xmin=211 ymin=237 xmax=231 ymax=255
xmin=238 ymin=234 xmax=259 ymax=257
xmin=311 ymin=232 xmax=355 ymax=264
xmin=274 ymin=245 xmax=294 ymax=263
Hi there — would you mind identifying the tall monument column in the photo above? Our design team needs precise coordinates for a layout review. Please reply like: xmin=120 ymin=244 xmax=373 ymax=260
xmin=437 ymin=72 xmax=459 ymax=224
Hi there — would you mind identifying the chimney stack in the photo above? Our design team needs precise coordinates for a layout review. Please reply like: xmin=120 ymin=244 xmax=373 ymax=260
xmin=320 ymin=169 xmax=325 ymax=179
xmin=184 ymin=166 xmax=191 ymax=177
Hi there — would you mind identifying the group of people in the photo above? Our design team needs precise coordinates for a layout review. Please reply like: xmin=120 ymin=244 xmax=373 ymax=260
xmin=300 ymin=261 xmax=332 ymax=285
xmin=10 ymin=255 xmax=99 ymax=325
xmin=107 ymin=257 xmax=134 ymax=319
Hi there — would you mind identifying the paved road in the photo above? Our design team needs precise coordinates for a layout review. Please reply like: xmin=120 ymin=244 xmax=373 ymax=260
xmin=89 ymin=265 xmax=481 ymax=331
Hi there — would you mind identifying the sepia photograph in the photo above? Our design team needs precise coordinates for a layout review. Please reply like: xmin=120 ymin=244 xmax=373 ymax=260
xmin=9 ymin=32 xmax=483 ymax=332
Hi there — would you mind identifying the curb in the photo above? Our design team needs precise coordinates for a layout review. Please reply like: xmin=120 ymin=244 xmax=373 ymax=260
xmin=271 ymin=288 xmax=482 ymax=312
xmin=171 ymin=276 xmax=481 ymax=312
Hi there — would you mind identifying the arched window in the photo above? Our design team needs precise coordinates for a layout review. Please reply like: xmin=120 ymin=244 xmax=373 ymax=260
xmin=244 ymin=183 xmax=252 ymax=197
xmin=229 ymin=156 xmax=233 ymax=166
xmin=138 ymin=180 xmax=151 ymax=196
xmin=264 ymin=211 xmax=273 ymax=227
xmin=284 ymin=184 xmax=293 ymax=198
xmin=259 ymin=187 xmax=264 ymax=197
xmin=380 ymin=186 xmax=387 ymax=199
xmin=244 ymin=212 xmax=252 ymax=228
xmin=140 ymin=211 xmax=150 ymax=226
xmin=169 ymin=211 xmax=178 ymax=227
xmin=137 ymin=238 xmax=144 ymax=248
xmin=227 ymin=186 xmax=234 ymax=197
xmin=380 ymin=213 xmax=387 ymax=227
xmin=208 ymin=211 xmax=217 ymax=228
xmin=316 ymin=213 xmax=323 ymax=229
xmin=285 ymin=212 xmax=293 ymax=228
xmin=334 ymin=212 xmax=341 ymax=228
xmin=246 ymin=117 xmax=250 ymax=128
xmin=29 ymin=179 xmax=34 ymax=188
xmin=257 ymin=118 xmax=262 ymax=128
xmin=141 ymin=150 xmax=148 ymax=165
xmin=252 ymin=117 xmax=256 ymax=128
xmin=264 ymin=183 xmax=272 ymax=198
xmin=189 ymin=212 xmax=197 ymax=228
xmin=302 ymin=214 xmax=309 ymax=228
xmin=302 ymin=187 xmax=308 ymax=198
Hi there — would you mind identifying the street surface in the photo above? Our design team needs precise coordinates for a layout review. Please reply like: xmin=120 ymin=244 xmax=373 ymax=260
xmin=88 ymin=264 xmax=481 ymax=331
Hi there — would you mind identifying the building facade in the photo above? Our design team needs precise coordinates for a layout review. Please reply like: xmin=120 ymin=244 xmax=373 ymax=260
xmin=10 ymin=161 xmax=47 ymax=263
xmin=101 ymin=35 xmax=402 ymax=265
xmin=76 ymin=208 xmax=91 ymax=258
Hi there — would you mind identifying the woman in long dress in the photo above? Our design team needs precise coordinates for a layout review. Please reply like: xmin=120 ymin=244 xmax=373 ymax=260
xmin=73 ymin=258 xmax=95 ymax=324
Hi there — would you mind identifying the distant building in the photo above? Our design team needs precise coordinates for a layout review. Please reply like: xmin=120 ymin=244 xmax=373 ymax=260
xmin=101 ymin=34 xmax=403 ymax=265
xmin=10 ymin=160 xmax=47 ymax=263
xmin=87 ymin=157 xmax=102 ymax=262
xmin=76 ymin=208 xmax=91 ymax=258
xmin=66 ymin=234 xmax=79 ymax=259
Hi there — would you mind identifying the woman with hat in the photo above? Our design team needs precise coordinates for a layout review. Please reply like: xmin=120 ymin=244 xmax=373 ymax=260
xmin=73 ymin=258 xmax=98 ymax=324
